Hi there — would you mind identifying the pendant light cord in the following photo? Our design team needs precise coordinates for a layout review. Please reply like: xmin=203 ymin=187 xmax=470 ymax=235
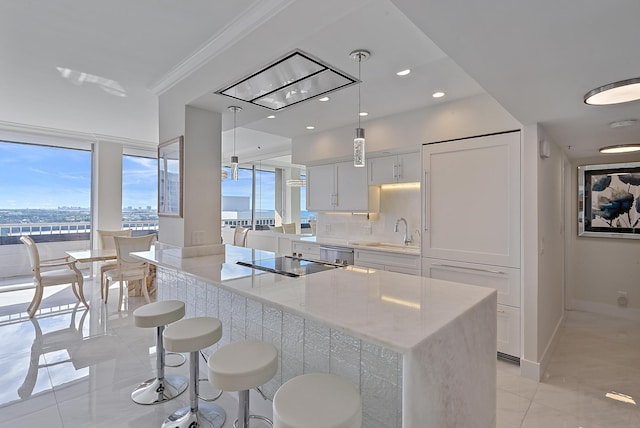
xmin=233 ymin=108 xmax=237 ymax=157
xmin=357 ymin=55 xmax=362 ymax=129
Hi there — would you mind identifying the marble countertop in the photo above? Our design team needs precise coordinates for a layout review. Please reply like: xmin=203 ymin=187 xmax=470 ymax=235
xmin=134 ymin=245 xmax=494 ymax=353
xmin=295 ymin=236 xmax=421 ymax=256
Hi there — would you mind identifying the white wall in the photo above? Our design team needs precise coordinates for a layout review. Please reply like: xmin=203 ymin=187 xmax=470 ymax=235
xmin=0 ymin=67 xmax=158 ymax=144
xmin=569 ymin=152 xmax=640 ymax=319
xmin=292 ymin=94 xmax=521 ymax=164
xmin=534 ymin=126 xmax=566 ymax=375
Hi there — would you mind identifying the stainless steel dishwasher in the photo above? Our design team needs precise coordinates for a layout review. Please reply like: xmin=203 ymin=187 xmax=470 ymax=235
xmin=319 ymin=245 xmax=354 ymax=265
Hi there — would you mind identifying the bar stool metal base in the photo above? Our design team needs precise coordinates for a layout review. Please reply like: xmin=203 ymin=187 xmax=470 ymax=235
xmin=131 ymin=375 xmax=188 ymax=405
xmin=161 ymin=402 xmax=226 ymax=428
xmin=233 ymin=414 xmax=273 ymax=428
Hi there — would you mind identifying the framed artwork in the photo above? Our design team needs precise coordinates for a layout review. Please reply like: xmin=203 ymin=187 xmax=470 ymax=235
xmin=158 ymin=136 xmax=183 ymax=218
xmin=578 ymin=161 xmax=640 ymax=239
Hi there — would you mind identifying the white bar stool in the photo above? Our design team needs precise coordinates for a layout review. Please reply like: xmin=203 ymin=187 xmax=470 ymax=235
xmin=162 ymin=317 xmax=226 ymax=428
xmin=131 ymin=300 xmax=188 ymax=405
xmin=208 ymin=340 xmax=278 ymax=428
xmin=272 ymin=373 xmax=362 ymax=428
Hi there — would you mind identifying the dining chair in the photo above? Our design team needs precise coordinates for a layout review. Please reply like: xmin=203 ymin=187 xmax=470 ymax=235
xmin=103 ymin=234 xmax=155 ymax=310
xmin=233 ymin=226 xmax=249 ymax=247
xmin=282 ymin=223 xmax=297 ymax=234
xmin=97 ymin=229 xmax=132 ymax=299
xmin=20 ymin=235 xmax=87 ymax=318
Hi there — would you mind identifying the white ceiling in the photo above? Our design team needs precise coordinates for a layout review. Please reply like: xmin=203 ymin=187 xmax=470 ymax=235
xmin=3 ymin=0 xmax=640 ymax=160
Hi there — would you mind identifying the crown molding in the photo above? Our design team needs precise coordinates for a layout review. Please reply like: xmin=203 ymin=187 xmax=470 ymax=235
xmin=150 ymin=0 xmax=297 ymax=96
xmin=0 ymin=120 xmax=157 ymax=150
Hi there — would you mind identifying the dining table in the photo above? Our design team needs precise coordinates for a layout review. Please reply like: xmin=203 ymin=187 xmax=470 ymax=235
xmin=66 ymin=248 xmax=155 ymax=298
xmin=66 ymin=248 xmax=117 ymax=264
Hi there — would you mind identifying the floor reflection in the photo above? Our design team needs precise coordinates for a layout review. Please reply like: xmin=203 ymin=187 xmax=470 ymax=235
xmin=18 ymin=303 xmax=89 ymax=399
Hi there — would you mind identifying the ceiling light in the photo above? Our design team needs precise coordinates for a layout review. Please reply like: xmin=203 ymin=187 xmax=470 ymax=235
xmin=584 ymin=78 xmax=640 ymax=105
xmin=216 ymin=50 xmax=358 ymax=110
xmin=609 ymin=119 xmax=637 ymax=128
xmin=605 ymin=391 xmax=636 ymax=405
xmin=599 ymin=144 xmax=640 ymax=154
xmin=286 ymin=179 xmax=307 ymax=187
xmin=229 ymin=106 xmax=241 ymax=181
xmin=318 ymin=96 xmax=330 ymax=102
xmin=396 ymin=69 xmax=411 ymax=76
xmin=359 ymin=112 xmax=368 ymax=116
xmin=267 ymin=115 xmax=275 ymax=119
xmin=350 ymin=49 xmax=370 ymax=168
xmin=432 ymin=91 xmax=445 ymax=98
xmin=306 ymin=125 xmax=315 ymax=130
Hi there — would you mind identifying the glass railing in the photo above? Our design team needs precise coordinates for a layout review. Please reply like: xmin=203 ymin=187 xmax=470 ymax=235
xmin=0 ymin=221 xmax=158 ymax=245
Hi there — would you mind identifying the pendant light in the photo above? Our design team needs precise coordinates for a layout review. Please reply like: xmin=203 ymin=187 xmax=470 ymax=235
xmin=350 ymin=49 xmax=370 ymax=168
xmin=229 ymin=106 xmax=242 ymax=181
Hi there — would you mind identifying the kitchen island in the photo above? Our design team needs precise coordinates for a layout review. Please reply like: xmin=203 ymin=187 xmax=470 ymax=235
xmin=134 ymin=244 xmax=496 ymax=428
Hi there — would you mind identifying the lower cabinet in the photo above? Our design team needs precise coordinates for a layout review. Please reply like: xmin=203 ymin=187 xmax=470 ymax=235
xmin=292 ymin=241 xmax=321 ymax=260
xmin=355 ymin=249 xmax=420 ymax=276
xmin=497 ymin=304 xmax=521 ymax=358
xmin=422 ymin=257 xmax=521 ymax=358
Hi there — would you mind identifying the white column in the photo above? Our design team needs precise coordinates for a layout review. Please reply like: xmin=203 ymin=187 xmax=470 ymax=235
xmin=92 ymin=141 xmax=123 ymax=248
xmin=158 ymin=106 xmax=222 ymax=247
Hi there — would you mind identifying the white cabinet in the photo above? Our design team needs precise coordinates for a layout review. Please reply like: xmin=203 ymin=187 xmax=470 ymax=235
xmin=421 ymin=258 xmax=520 ymax=307
xmin=355 ymin=249 xmax=420 ymax=276
xmin=307 ymin=161 xmax=379 ymax=212
xmin=422 ymin=257 xmax=521 ymax=357
xmin=497 ymin=304 xmax=521 ymax=358
xmin=421 ymin=131 xmax=522 ymax=358
xmin=368 ymin=153 xmax=420 ymax=185
xmin=292 ymin=241 xmax=321 ymax=260
xmin=422 ymin=132 xmax=520 ymax=268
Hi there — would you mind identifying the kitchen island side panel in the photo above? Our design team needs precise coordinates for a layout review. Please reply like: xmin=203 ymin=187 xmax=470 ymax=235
xmin=403 ymin=291 xmax=497 ymax=427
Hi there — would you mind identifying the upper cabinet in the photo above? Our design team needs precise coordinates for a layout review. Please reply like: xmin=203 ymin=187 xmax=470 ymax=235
xmin=307 ymin=161 xmax=379 ymax=212
xmin=422 ymin=132 xmax=521 ymax=268
xmin=368 ymin=153 xmax=420 ymax=185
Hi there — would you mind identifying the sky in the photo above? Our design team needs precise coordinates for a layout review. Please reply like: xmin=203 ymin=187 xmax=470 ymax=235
xmin=0 ymin=141 xmax=157 ymax=209
xmin=0 ymin=141 xmax=303 ymax=211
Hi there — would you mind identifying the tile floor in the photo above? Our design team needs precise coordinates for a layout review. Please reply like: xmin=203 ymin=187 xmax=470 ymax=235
xmin=1 ymin=277 xmax=639 ymax=427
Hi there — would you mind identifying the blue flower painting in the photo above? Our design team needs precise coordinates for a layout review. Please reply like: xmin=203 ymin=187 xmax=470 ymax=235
xmin=590 ymin=172 xmax=640 ymax=230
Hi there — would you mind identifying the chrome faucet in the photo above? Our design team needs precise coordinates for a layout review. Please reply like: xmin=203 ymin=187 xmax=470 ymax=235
xmin=394 ymin=217 xmax=412 ymax=245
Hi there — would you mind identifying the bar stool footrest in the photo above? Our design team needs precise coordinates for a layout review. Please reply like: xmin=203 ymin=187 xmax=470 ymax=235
xmin=233 ymin=414 xmax=273 ymax=428
xmin=161 ymin=403 xmax=226 ymax=428
xmin=165 ymin=351 xmax=187 ymax=368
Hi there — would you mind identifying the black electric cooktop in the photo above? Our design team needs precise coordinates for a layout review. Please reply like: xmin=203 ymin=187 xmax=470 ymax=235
xmin=236 ymin=256 xmax=342 ymax=277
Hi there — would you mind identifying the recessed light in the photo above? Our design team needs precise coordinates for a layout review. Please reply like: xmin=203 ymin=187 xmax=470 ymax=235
xmin=432 ymin=91 xmax=445 ymax=98
xmin=306 ymin=125 xmax=315 ymax=130
xmin=267 ymin=115 xmax=276 ymax=119
xmin=318 ymin=96 xmax=330 ymax=102
xmin=396 ymin=69 xmax=411 ymax=76
xmin=599 ymin=144 xmax=640 ymax=154
xmin=609 ymin=119 xmax=637 ymax=128
xmin=359 ymin=112 xmax=368 ymax=117
xmin=585 ymin=78 xmax=640 ymax=105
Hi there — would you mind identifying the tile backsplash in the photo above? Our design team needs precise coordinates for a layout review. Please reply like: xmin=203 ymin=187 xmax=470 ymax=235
xmin=316 ymin=185 xmax=421 ymax=245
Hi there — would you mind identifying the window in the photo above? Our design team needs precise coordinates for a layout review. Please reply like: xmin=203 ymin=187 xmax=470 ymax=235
xmin=0 ymin=141 xmax=91 ymax=244
xmin=222 ymin=166 xmax=276 ymax=229
xmin=122 ymin=154 xmax=158 ymax=232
